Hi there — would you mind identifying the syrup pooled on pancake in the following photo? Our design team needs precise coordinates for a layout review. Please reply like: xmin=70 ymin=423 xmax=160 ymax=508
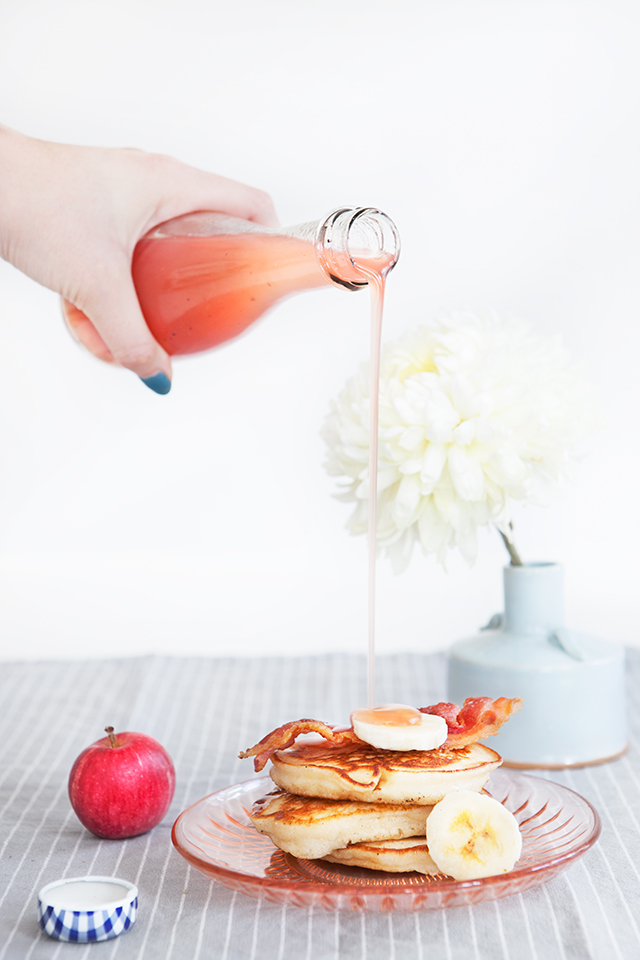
xmin=269 ymin=739 xmax=502 ymax=805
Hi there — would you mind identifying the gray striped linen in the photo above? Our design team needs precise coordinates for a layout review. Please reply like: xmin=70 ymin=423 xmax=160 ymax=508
xmin=0 ymin=652 xmax=638 ymax=960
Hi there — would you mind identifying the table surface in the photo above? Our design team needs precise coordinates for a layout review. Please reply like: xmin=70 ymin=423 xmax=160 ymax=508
xmin=1 ymin=651 xmax=638 ymax=960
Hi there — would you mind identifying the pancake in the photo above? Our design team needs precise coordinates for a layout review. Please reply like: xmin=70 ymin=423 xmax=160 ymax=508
xmin=250 ymin=788 xmax=431 ymax=860
xmin=323 ymin=836 xmax=440 ymax=875
xmin=270 ymin=740 xmax=501 ymax=805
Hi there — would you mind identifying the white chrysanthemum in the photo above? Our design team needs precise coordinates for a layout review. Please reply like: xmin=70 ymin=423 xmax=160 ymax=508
xmin=322 ymin=312 xmax=593 ymax=571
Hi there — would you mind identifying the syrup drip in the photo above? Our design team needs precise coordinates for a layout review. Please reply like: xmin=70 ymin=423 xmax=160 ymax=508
xmin=351 ymin=253 xmax=395 ymax=710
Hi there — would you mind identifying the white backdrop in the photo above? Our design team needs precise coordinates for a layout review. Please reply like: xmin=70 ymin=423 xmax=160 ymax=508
xmin=0 ymin=0 xmax=638 ymax=660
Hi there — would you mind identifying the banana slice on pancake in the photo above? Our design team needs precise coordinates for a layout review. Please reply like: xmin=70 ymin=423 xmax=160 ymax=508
xmin=426 ymin=790 xmax=522 ymax=880
xmin=351 ymin=705 xmax=448 ymax=751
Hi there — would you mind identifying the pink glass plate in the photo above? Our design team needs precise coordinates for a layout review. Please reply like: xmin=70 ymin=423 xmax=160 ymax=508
xmin=171 ymin=770 xmax=600 ymax=911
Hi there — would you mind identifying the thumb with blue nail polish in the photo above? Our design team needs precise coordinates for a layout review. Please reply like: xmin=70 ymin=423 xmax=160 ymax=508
xmin=141 ymin=372 xmax=171 ymax=395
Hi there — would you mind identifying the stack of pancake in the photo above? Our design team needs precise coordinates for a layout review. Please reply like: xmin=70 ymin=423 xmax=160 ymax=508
xmin=240 ymin=699 xmax=523 ymax=877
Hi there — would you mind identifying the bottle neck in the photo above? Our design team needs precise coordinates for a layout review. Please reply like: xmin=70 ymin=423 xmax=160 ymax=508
xmin=295 ymin=207 xmax=400 ymax=291
xmin=153 ymin=207 xmax=400 ymax=292
xmin=503 ymin=563 xmax=565 ymax=635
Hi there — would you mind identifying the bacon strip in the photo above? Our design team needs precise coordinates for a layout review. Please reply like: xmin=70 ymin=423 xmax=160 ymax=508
xmin=238 ymin=719 xmax=362 ymax=772
xmin=239 ymin=697 xmax=522 ymax=770
xmin=420 ymin=697 xmax=522 ymax=749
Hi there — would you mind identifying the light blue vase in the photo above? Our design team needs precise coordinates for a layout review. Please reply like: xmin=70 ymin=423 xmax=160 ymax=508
xmin=447 ymin=563 xmax=627 ymax=768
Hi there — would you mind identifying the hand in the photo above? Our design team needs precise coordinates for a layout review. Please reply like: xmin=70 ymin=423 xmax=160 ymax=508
xmin=0 ymin=125 xmax=277 ymax=393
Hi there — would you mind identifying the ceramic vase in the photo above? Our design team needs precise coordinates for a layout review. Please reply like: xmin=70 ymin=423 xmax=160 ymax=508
xmin=447 ymin=562 xmax=627 ymax=768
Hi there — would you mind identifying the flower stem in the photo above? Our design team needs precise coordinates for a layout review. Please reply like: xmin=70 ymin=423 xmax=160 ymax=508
xmin=498 ymin=526 xmax=524 ymax=566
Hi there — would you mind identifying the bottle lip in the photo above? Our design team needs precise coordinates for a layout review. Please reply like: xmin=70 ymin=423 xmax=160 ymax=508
xmin=316 ymin=207 xmax=400 ymax=290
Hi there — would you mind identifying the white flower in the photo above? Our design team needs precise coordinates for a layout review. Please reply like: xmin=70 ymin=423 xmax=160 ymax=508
xmin=322 ymin=312 xmax=594 ymax=571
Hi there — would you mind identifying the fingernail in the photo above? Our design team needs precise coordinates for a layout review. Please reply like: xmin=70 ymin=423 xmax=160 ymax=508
xmin=140 ymin=372 xmax=171 ymax=395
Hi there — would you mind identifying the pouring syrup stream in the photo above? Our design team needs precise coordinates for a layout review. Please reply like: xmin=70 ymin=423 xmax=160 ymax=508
xmin=352 ymin=257 xmax=394 ymax=709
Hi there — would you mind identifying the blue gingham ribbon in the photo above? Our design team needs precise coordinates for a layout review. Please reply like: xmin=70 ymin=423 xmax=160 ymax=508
xmin=38 ymin=897 xmax=137 ymax=942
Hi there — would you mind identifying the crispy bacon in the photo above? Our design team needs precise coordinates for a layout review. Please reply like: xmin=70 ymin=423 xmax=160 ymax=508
xmin=239 ymin=697 xmax=523 ymax=770
xmin=238 ymin=719 xmax=362 ymax=772
xmin=420 ymin=697 xmax=522 ymax=749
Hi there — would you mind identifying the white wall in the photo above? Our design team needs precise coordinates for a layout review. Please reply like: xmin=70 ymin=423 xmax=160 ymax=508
xmin=0 ymin=0 xmax=638 ymax=660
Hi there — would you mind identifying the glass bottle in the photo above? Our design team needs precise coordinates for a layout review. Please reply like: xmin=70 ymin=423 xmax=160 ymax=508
xmin=62 ymin=207 xmax=400 ymax=359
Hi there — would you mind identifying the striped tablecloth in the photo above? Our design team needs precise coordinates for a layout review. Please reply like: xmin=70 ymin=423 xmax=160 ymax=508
xmin=1 ymin=651 xmax=638 ymax=960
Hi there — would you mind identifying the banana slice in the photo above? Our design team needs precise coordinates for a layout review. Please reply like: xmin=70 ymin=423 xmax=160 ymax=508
xmin=426 ymin=790 xmax=522 ymax=881
xmin=351 ymin=704 xmax=448 ymax=751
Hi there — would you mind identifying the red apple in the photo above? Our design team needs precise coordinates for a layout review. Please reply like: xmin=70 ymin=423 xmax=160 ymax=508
xmin=68 ymin=727 xmax=176 ymax=839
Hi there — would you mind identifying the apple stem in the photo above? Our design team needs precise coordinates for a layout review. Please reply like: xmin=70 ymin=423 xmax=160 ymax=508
xmin=105 ymin=726 xmax=117 ymax=748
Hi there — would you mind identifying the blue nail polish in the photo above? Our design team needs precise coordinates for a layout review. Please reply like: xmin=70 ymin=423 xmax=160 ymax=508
xmin=141 ymin=372 xmax=171 ymax=395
